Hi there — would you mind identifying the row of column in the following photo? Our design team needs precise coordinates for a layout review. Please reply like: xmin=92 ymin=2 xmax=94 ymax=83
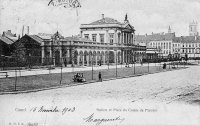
xmin=121 ymin=32 xmax=134 ymax=44
xmin=41 ymin=47 xmax=142 ymax=66
xmin=41 ymin=46 xmax=70 ymax=64
xmin=77 ymin=54 xmax=106 ymax=66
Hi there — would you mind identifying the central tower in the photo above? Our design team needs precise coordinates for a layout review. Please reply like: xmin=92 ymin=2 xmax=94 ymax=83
xmin=189 ymin=20 xmax=198 ymax=36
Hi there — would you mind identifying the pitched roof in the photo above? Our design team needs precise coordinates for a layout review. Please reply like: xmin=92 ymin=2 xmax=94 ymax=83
xmin=90 ymin=17 xmax=122 ymax=25
xmin=37 ymin=33 xmax=52 ymax=40
xmin=135 ymin=33 xmax=176 ymax=42
xmin=178 ymin=36 xmax=200 ymax=43
xmin=28 ymin=35 xmax=44 ymax=44
xmin=0 ymin=36 xmax=15 ymax=44
xmin=2 ymin=30 xmax=16 ymax=37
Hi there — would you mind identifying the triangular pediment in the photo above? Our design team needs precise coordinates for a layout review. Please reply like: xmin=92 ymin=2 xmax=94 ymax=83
xmin=123 ymin=23 xmax=135 ymax=32
xmin=52 ymin=31 xmax=64 ymax=39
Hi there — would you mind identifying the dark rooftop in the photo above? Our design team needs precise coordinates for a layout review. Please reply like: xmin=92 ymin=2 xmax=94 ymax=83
xmin=90 ymin=17 xmax=122 ymax=25
xmin=0 ymin=36 xmax=15 ymax=44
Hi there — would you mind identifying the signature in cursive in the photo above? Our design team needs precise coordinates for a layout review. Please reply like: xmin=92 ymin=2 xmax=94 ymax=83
xmin=48 ymin=0 xmax=81 ymax=8
xmin=83 ymin=113 xmax=125 ymax=126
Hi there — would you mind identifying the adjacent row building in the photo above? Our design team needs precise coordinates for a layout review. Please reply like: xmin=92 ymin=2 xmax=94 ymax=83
xmin=135 ymin=21 xmax=200 ymax=60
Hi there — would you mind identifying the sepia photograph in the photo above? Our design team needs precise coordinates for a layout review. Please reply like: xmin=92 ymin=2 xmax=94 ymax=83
xmin=0 ymin=0 xmax=200 ymax=125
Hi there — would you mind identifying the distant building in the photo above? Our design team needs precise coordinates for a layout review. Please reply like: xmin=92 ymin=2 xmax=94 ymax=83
xmin=168 ymin=26 xmax=172 ymax=33
xmin=135 ymin=32 xmax=176 ymax=58
xmin=0 ymin=36 xmax=14 ymax=56
xmin=0 ymin=30 xmax=17 ymax=56
xmin=178 ymin=36 xmax=200 ymax=58
xmin=136 ymin=21 xmax=200 ymax=60
xmin=189 ymin=20 xmax=198 ymax=36
xmin=2 ymin=30 xmax=18 ymax=42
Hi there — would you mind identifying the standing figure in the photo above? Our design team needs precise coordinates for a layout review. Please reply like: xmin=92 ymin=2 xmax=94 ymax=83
xmin=98 ymin=72 xmax=102 ymax=82
xmin=64 ymin=58 xmax=67 ymax=67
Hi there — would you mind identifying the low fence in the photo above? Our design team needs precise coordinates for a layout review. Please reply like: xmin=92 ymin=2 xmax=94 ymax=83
xmin=0 ymin=56 xmax=42 ymax=69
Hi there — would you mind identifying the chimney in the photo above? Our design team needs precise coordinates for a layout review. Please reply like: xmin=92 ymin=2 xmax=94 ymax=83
xmin=27 ymin=26 xmax=29 ymax=35
xmin=102 ymin=14 xmax=104 ymax=19
xmin=2 ymin=32 xmax=5 ymax=36
xmin=18 ymin=34 xmax=21 ymax=40
xmin=22 ymin=25 xmax=24 ymax=36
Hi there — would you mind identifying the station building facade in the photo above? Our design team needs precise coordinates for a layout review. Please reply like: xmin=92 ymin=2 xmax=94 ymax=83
xmin=78 ymin=14 xmax=146 ymax=65
xmin=12 ymin=14 xmax=146 ymax=67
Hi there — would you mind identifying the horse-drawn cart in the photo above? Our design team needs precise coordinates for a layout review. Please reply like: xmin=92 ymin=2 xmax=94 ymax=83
xmin=73 ymin=73 xmax=86 ymax=82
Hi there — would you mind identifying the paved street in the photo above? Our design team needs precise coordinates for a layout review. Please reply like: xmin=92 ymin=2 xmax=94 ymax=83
xmin=0 ymin=65 xmax=199 ymax=104
xmin=0 ymin=65 xmax=200 ymax=126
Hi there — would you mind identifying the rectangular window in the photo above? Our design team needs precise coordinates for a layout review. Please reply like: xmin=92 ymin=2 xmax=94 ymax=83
xmin=166 ymin=43 xmax=168 ymax=49
xmin=92 ymin=34 xmax=97 ymax=42
xmin=118 ymin=33 xmax=121 ymax=44
xmin=109 ymin=33 xmax=114 ymax=45
xmin=99 ymin=34 xmax=105 ymax=43
xmin=84 ymin=34 xmax=89 ymax=39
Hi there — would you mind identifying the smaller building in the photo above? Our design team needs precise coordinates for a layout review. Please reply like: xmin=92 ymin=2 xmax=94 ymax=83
xmin=179 ymin=36 xmax=200 ymax=59
xmin=0 ymin=35 xmax=14 ymax=56
xmin=0 ymin=30 xmax=17 ymax=56
xmin=135 ymin=32 xmax=175 ymax=59
xmin=11 ymin=34 xmax=42 ymax=66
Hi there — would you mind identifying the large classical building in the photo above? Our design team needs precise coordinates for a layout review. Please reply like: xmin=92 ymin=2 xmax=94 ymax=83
xmin=11 ymin=14 xmax=146 ymax=67
xmin=79 ymin=14 xmax=146 ymax=65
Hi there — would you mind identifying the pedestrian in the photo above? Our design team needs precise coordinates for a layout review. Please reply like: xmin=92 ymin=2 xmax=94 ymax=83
xmin=98 ymin=72 xmax=102 ymax=82
xmin=64 ymin=58 xmax=67 ymax=67
xmin=141 ymin=59 xmax=143 ymax=66
xmin=163 ymin=63 xmax=166 ymax=69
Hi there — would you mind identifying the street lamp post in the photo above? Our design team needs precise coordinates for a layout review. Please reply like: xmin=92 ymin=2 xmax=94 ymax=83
xmin=134 ymin=53 xmax=136 ymax=74
xmin=148 ymin=60 xmax=149 ymax=73
xmin=115 ymin=50 xmax=118 ymax=78
xmin=60 ymin=60 xmax=63 ymax=85
xmin=108 ymin=51 xmax=110 ymax=70
xmin=14 ymin=68 xmax=17 ymax=91
xmin=92 ymin=54 xmax=94 ymax=80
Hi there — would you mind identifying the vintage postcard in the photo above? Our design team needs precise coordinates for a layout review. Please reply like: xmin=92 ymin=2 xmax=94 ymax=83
xmin=0 ymin=0 xmax=200 ymax=126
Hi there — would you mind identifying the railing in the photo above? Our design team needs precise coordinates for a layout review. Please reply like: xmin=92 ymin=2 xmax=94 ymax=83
xmin=72 ymin=41 xmax=145 ymax=49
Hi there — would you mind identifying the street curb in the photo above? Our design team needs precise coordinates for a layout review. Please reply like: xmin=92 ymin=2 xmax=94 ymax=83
xmin=0 ymin=67 xmax=187 ymax=95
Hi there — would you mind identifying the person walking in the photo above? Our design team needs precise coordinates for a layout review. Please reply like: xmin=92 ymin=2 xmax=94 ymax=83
xmin=64 ymin=58 xmax=67 ymax=67
xmin=98 ymin=72 xmax=102 ymax=82
xmin=163 ymin=63 xmax=166 ymax=69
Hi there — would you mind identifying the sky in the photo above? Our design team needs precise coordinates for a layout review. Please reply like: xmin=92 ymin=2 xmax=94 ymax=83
xmin=0 ymin=0 xmax=200 ymax=37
